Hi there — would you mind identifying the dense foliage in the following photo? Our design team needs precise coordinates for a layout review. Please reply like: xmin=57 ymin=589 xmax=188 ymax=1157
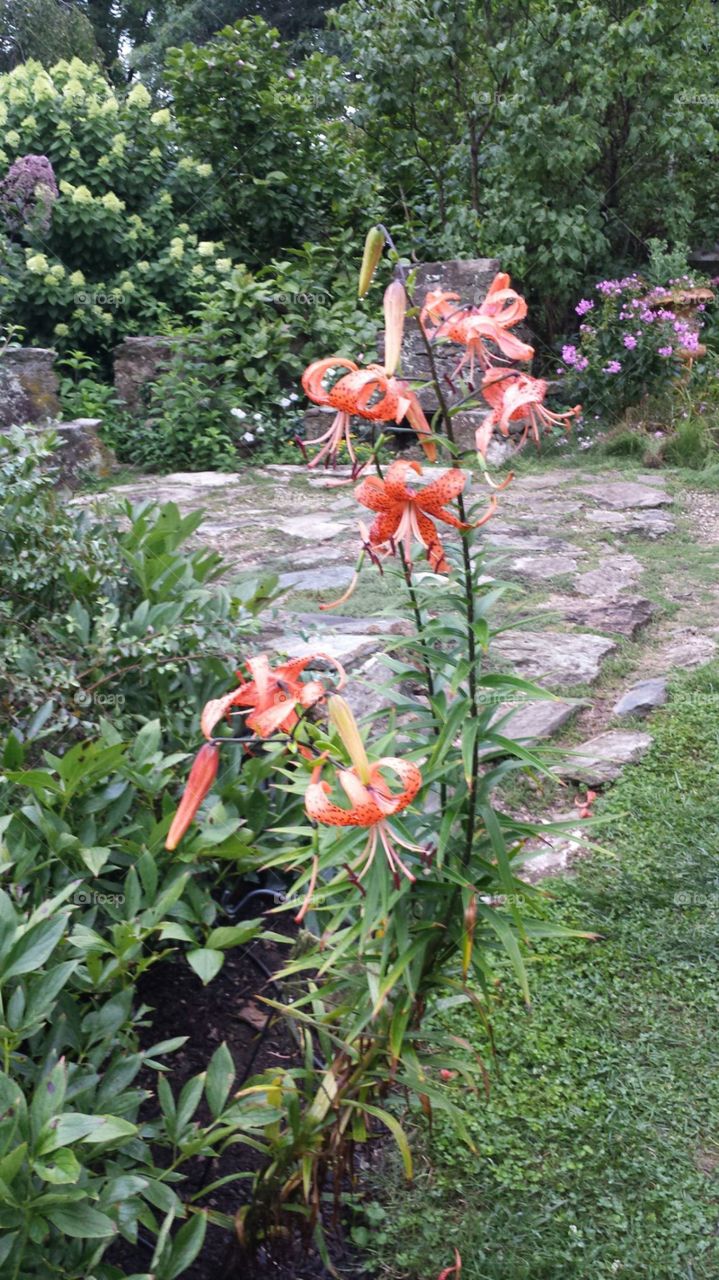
xmin=0 ymin=58 xmax=230 ymax=356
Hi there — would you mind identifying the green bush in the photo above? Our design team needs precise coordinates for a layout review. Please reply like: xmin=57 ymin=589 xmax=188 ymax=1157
xmin=0 ymin=425 xmax=299 ymax=1277
xmin=0 ymin=58 xmax=231 ymax=356
xmin=109 ymin=241 xmax=378 ymax=471
xmin=0 ymin=426 xmax=275 ymax=746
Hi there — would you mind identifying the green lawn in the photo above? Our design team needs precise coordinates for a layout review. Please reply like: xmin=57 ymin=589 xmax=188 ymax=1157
xmin=365 ymin=661 xmax=719 ymax=1280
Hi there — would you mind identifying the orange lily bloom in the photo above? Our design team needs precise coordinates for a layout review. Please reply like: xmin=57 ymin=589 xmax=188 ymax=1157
xmin=481 ymin=368 xmax=581 ymax=448
xmin=166 ymin=742 xmax=219 ymax=851
xmin=200 ymin=651 xmax=347 ymax=741
xmin=301 ymin=357 xmax=435 ymax=467
xmin=305 ymin=697 xmax=424 ymax=888
xmin=165 ymin=652 xmax=347 ymax=851
xmin=420 ymin=273 xmax=534 ymax=381
xmin=355 ymin=459 xmax=495 ymax=573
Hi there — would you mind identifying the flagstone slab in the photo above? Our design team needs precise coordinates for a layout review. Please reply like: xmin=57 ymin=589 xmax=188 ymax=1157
xmin=554 ymin=729 xmax=652 ymax=783
xmin=491 ymin=630 xmax=616 ymax=688
xmin=577 ymin=480 xmax=672 ymax=509
xmin=504 ymin=553 xmax=580 ymax=580
xmin=573 ymin=555 xmax=643 ymax=596
xmin=485 ymin=531 xmax=585 ymax=553
xmin=491 ymin=698 xmax=587 ymax=742
xmin=278 ymin=515 xmax=350 ymax=541
xmin=655 ymin=630 xmax=717 ymax=670
xmin=281 ymin=613 xmax=410 ymax=636
xmin=584 ymin=508 xmax=675 ymax=537
xmin=277 ymin=565 xmax=355 ymax=592
xmin=539 ymin=594 xmax=655 ymax=638
xmin=278 ymin=633 xmax=384 ymax=668
xmin=613 ymin=677 xmax=668 ymax=717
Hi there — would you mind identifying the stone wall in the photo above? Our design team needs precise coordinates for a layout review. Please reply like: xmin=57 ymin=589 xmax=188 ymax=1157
xmin=113 ymin=335 xmax=183 ymax=416
xmin=0 ymin=347 xmax=60 ymax=427
xmin=379 ymin=258 xmax=504 ymax=408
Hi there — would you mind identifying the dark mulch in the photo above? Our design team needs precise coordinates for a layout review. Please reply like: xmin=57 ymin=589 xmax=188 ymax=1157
xmin=106 ymin=914 xmax=370 ymax=1280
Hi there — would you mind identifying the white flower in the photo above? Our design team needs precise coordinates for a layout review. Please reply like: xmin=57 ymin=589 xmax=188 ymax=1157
xmin=289 ymin=392 xmax=299 ymax=401
xmin=279 ymin=396 xmax=292 ymax=408
xmin=230 ymin=407 xmax=246 ymax=420
xmin=253 ymin=412 xmax=262 ymax=421
xmin=242 ymin=432 xmax=255 ymax=443
xmin=257 ymin=426 xmax=265 ymax=434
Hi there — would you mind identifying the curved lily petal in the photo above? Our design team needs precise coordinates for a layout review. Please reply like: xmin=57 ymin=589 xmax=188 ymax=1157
xmin=166 ymin=743 xmax=219 ymax=850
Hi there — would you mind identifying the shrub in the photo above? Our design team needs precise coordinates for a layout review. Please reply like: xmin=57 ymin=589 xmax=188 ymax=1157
xmin=0 ymin=426 xmax=275 ymax=746
xmin=0 ymin=58 xmax=231 ymax=356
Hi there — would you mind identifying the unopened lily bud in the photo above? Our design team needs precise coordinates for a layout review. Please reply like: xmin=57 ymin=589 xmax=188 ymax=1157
xmin=358 ymin=225 xmax=385 ymax=298
xmin=328 ymin=695 xmax=371 ymax=784
xmin=165 ymin=742 xmax=219 ymax=850
xmin=462 ymin=892 xmax=477 ymax=979
xmin=383 ymin=280 xmax=406 ymax=374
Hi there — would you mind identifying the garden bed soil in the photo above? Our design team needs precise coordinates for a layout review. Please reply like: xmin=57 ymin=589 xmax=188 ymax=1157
xmin=107 ymin=927 xmax=366 ymax=1280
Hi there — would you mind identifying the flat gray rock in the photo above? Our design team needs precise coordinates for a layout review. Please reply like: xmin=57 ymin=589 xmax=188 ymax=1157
xmin=485 ymin=531 xmax=584 ymax=553
xmin=278 ymin=633 xmax=383 ymax=668
xmin=277 ymin=565 xmax=355 ymax=591
xmin=555 ymin=729 xmax=652 ymax=783
xmin=505 ymin=553 xmax=579 ymax=580
xmin=492 ymin=630 xmax=616 ymax=688
xmin=279 ymin=515 xmax=349 ymax=541
xmin=584 ymin=508 xmax=675 ymax=537
xmin=281 ymin=613 xmax=410 ymax=636
xmin=540 ymin=595 xmax=655 ymax=638
xmin=577 ymin=481 xmax=672 ymax=509
xmin=613 ymin=677 xmax=668 ymax=717
xmin=656 ymin=630 xmax=716 ymax=670
xmin=491 ymin=698 xmax=586 ymax=742
xmin=574 ymin=555 xmax=643 ymax=596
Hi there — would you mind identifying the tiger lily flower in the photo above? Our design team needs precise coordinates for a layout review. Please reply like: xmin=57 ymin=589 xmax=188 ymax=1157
xmin=165 ymin=653 xmax=347 ymax=850
xmin=354 ymin=459 xmax=494 ymax=573
xmin=420 ymin=273 xmax=534 ymax=381
xmin=201 ymin=651 xmax=347 ymax=741
xmin=305 ymin=696 xmax=424 ymax=888
xmin=301 ymin=357 xmax=436 ymax=467
xmin=481 ymin=368 xmax=581 ymax=448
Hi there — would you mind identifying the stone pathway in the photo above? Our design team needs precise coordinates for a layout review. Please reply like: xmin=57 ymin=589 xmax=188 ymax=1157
xmin=81 ymin=462 xmax=719 ymax=880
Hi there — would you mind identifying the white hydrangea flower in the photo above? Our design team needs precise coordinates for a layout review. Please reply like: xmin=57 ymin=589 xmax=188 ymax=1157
xmin=231 ymin=408 xmax=246 ymax=420
xmin=54 ymin=323 xmax=69 ymax=337
xmin=69 ymin=270 xmax=85 ymax=287
xmin=127 ymin=83 xmax=151 ymax=108
xmin=101 ymin=191 xmax=124 ymax=212
xmin=71 ymin=186 xmax=94 ymax=205
xmin=26 ymin=253 xmax=49 ymax=275
xmin=215 ymin=258 xmax=232 ymax=273
xmin=151 ymin=107 xmax=171 ymax=127
xmin=242 ymin=432 xmax=255 ymax=443
xmin=197 ymin=242 xmax=215 ymax=258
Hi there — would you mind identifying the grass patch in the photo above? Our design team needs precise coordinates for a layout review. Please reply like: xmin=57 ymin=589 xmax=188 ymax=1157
xmin=366 ymin=661 xmax=719 ymax=1279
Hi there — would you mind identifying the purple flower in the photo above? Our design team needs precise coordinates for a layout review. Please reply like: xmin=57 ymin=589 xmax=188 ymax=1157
xmin=575 ymin=299 xmax=594 ymax=316
xmin=658 ymin=346 xmax=673 ymax=357
xmin=603 ymin=360 xmax=622 ymax=374
xmin=575 ymin=356 xmax=589 ymax=372
xmin=561 ymin=344 xmax=579 ymax=366
xmin=0 ymin=154 xmax=58 ymax=234
xmin=623 ymin=334 xmax=637 ymax=349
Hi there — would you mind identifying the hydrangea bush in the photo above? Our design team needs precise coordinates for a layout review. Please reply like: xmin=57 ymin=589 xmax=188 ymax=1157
xmin=0 ymin=58 xmax=231 ymax=355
